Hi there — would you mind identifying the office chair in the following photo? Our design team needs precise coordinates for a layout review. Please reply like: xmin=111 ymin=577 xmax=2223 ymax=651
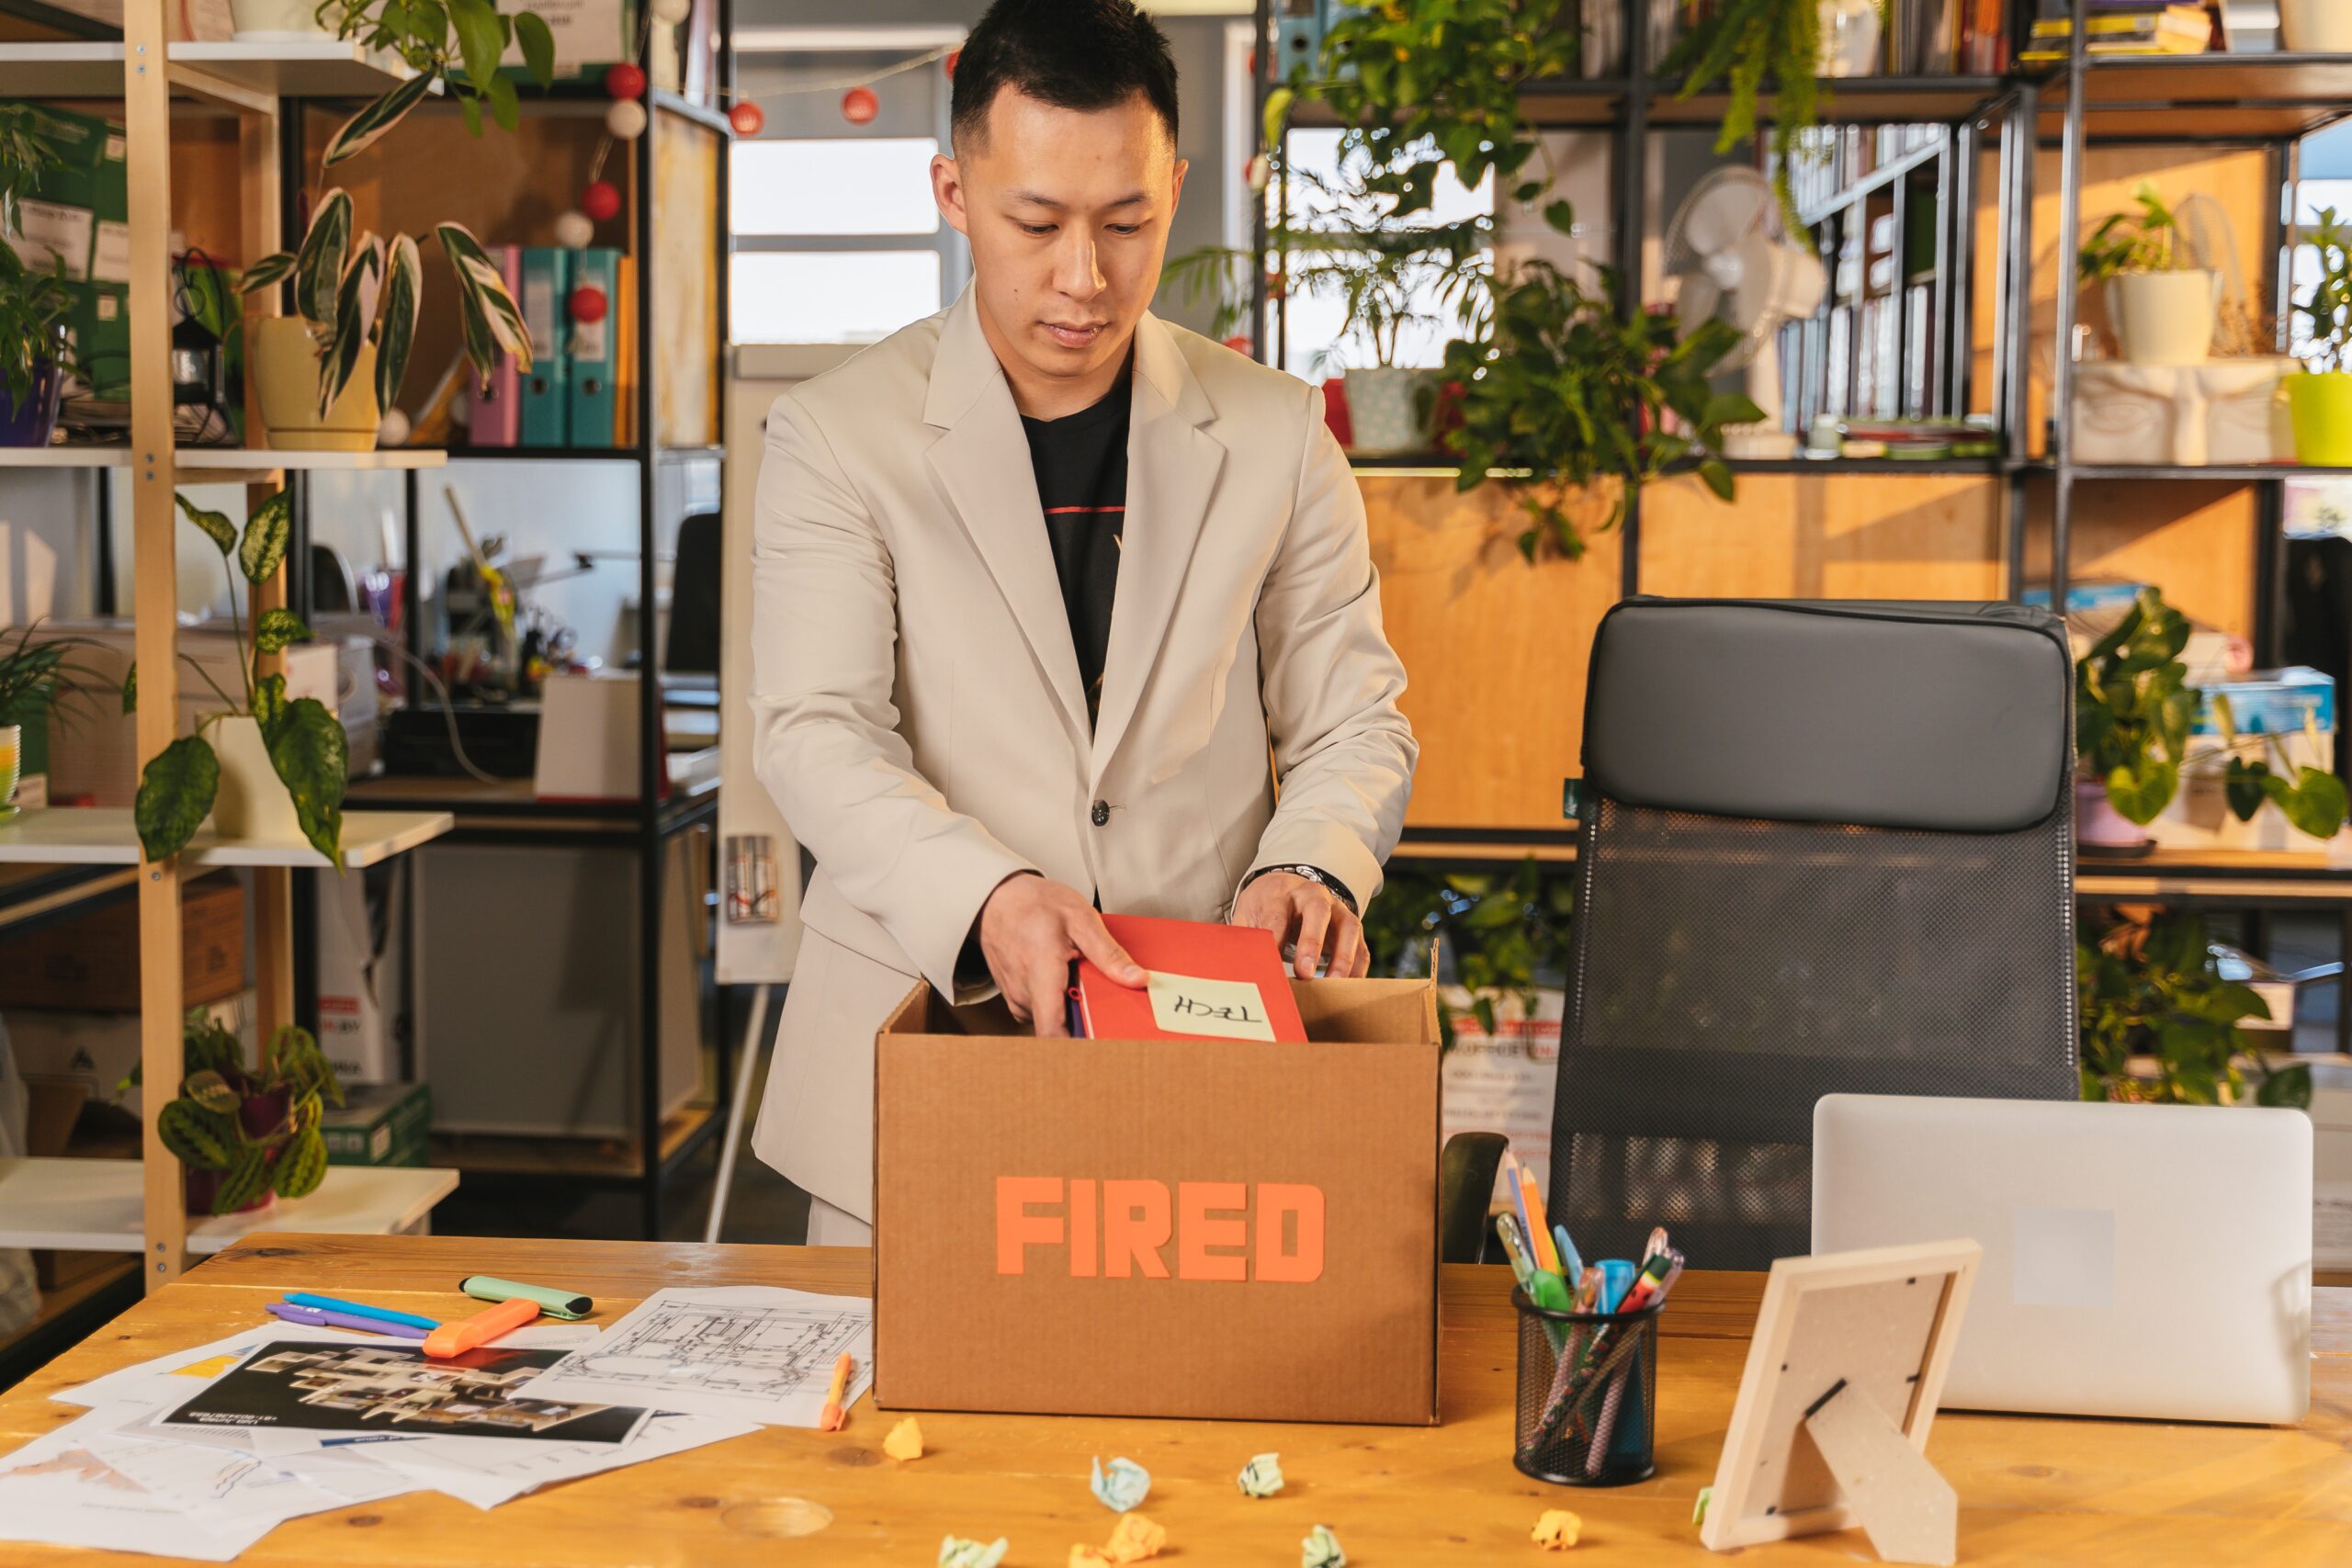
xmin=664 ymin=510 xmax=721 ymax=677
xmin=1547 ymin=598 xmax=2080 ymax=1271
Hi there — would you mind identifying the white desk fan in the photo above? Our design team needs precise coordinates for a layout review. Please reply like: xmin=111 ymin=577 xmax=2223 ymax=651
xmin=1666 ymin=167 xmax=1827 ymax=459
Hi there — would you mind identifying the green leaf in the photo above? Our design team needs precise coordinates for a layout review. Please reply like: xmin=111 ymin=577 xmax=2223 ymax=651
xmin=514 ymin=11 xmax=556 ymax=85
xmin=439 ymin=221 xmax=532 ymax=377
xmin=240 ymin=490 xmax=292 ymax=586
xmin=1542 ymin=198 xmax=1575 ymax=235
xmin=1697 ymin=457 xmax=1735 ymax=501
xmin=158 ymin=1099 xmax=234 ymax=1170
xmin=273 ymin=1128 xmax=330 ymax=1199
xmin=267 ymin=696 xmax=347 ymax=866
xmin=318 ymin=236 xmax=381 ymax=418
xmin=214 ymin=1145 xmax=271 ymax=1213
xmin=1261 ymin=85 xmax=1295 ymax=152
xmin=458 ymin=90 xmax=482 ymax=138
xmin=372 ymin=231 xmax=423 ymax=414
xmin=254 ymin=607 xmax=312 ymax=655
xmin=293 ymin=189 xmax=353 ymax=335
xmin=447 ymin=0 xmax=505 ymax=91
xmin=2105 ymin=757 xmax=2177 ymax=825
xmin=2224 ymin=757 xmax=2269 ymax=821
xmin=253 ymin=671 xmax=288 ymax=741
xmin=133 ymin=734 xmax=218 ymax=862
xmin=2270 ymin=766 xmax=2348 ymax=840
xmin=483 ymin=71 xmax=519 ymax=133
xmin=181 ymin=1068 xmax=240 ymax=1114
xmin=2256 ymin=1062 xmax=2313 ymax=1109
xmin=175 ymin=492 xmax=236 ymax=556
xmin=119 ymin=660 xmax=136 ymax=715
xmin=238 ymin=253 xmax=296 ymax=294
xmin=322 ymin=71 xmax=435 ymax=167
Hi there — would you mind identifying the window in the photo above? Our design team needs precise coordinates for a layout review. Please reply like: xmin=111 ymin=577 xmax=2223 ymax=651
xmin=731 ymin=252 xmax=943 ymax=344
xmin=731 ymin=139 xmax=943 ymax=237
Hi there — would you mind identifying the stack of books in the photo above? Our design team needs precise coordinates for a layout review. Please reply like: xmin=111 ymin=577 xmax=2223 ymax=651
xmin=2020 ymin=0 xmax=2215 ymax=58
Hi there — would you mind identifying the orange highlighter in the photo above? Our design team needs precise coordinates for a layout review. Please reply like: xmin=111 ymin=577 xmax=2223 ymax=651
xmin=423 ymin=1296 xmax=539 ymax=1359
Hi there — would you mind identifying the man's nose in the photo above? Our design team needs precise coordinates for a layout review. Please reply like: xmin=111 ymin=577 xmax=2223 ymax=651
xmin=1055 ymin=232 xmax=1106 ymax=301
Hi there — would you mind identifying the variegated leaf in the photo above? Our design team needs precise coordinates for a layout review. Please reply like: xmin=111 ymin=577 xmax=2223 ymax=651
xmin=438 ymin=221 xmax=532 ymax=375
xmin=293 ymin=189 xmax=353 ymax=335
xmin=316 ymin=239 xmax=381 ymax=417
xmin=322 ymin=71 xmax=435 ymax=168
xmin=175 ymin=492 xmax=236 ymax=555
xmin=375 ymin=233 xmax=422 ymax=413
xmin=238 ymin=253 xmax=297 ymax=295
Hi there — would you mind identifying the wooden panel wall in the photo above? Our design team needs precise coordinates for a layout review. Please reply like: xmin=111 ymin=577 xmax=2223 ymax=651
xmin=1640 ymin=472 xmax=2004 ymax=601
xmin=650 ymin=110 xmax=718 ymax=448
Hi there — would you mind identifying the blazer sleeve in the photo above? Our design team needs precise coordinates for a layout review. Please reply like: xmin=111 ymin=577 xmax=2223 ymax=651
xmin=1242 ymin=385 xmax=1419 ymax=908
xmin=749 ymin=390 xmax=1036 ymax=1000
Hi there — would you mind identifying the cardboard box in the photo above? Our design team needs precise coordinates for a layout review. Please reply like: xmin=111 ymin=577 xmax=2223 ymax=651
xmin=320 ymin=1082 xmax=432 ymax=1168
xmin=0 ymin=872 xmax=244 ymax=1011
xmin=874 ymin=976 xmax=1442 ymax=1425
xmin=8 ymin=989 xmax=255 ymax=1116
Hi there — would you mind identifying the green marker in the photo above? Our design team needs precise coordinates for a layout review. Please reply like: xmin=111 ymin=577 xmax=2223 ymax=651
xmin=459 ymin=1274 xmax=594 ymax=1320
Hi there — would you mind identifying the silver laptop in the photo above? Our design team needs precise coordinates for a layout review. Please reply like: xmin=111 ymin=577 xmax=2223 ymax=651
xmin=1813 ymin=1094 xmax=2311 ymax=1424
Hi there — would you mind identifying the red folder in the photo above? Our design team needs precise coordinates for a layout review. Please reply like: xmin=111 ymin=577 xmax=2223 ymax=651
xmin=1069 ymin=913 xmax=1310 ymax=1043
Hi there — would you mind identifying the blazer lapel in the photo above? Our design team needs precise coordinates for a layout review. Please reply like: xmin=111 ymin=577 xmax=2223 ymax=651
xmin=923 ymin=290 xmax=1090 ymax=739
xmin=1091 ymin=314 xmax=1225 ymax=789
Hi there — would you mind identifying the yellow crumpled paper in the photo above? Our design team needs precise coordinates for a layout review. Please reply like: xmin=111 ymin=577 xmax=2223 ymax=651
xmin=1532 ymin=1508 xmax=1583 ymax=1550
xmin=1103 ymin=1513 xmax=1166 ymax=1562
xmin=884 ymin=1416 xmax=924 ymax=1461
xmin=1069 ymin=1550 xmax=1114 ymax=1568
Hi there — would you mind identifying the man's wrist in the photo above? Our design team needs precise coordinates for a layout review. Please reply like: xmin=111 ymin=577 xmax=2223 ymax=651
xmin=956 ymin=869 xmax=1041 ymax=989
xmin=1241 ymin=863 xmax=1358 ymax=915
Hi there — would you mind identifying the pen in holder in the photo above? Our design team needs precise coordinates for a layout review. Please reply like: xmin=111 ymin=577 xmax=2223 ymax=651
xmin=1510 ymin=1286 xmax=1663 ymax=1486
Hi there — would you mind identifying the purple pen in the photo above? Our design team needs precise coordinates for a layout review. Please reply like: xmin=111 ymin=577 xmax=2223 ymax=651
xmin=266 ymin=1302 xmax=432 ymax=1339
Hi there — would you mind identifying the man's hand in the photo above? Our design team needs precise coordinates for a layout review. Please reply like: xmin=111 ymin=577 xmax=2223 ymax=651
xmin=1232 ymin=871 xmax=1371 ymax=980
xmin=977 ymin=873 xmax=1147 ymax=1035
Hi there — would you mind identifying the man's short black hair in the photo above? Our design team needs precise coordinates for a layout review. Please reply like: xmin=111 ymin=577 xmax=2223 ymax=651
xmin=951 ymin=0 xmax=1179 ymax=152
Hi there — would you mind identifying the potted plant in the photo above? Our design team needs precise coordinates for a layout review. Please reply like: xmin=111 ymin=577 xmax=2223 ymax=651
xmin=1663 ymin=0 xmax=1826 ymax=240
xmin=241 ymin=0 xmax=554 ymax=449
xmin=2289 ymin=205 xmax=2352 ymax=466
xmin=2073 ymin=587 xmax=2193 ymax=849
xmin=125 ymin=1008 xmax=342 ymax=1216
xmin=0 ymin=620 xmax=103 ymax=818
xmin=0 ymin=104 xmax=75 ymax=448
xmin=1436 ymin=248 xmax=1758 ymax=560
xmin=2195 ymin=687 xmax=2348 ymax=844
xmin=124 ymin=491 xmax=348 ymax=863
xmin=1362 ymin=854 xmax=1576 ymax=1052
xmin=2078 ymin=181 xmax=2220 ymax=367
xmin=2078 ymin=909 xmax=2309 ymax=1109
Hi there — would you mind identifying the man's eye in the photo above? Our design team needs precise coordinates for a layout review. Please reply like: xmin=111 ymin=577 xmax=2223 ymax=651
xmin=1021 ymin=223 xmax=1055 ymax=236
xmin=1108 ymin=224 xmax=1142 ymax=236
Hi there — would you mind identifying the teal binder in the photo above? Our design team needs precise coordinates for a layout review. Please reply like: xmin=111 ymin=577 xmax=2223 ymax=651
xmin=518 ymin=246 xmax=569 ymax=447
xmin=564 ymin=246 xmax=620 ymax=448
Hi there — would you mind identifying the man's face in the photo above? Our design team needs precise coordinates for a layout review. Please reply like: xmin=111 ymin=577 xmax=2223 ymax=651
xmin=933 ymin=87 xmax=1187 ymax=398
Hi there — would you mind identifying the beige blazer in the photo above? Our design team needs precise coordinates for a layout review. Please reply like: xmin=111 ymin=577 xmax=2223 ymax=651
xmin=745 ymin=288 xmax=1418 ymax=1222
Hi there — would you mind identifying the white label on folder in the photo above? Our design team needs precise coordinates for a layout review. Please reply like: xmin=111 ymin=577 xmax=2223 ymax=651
xmin=15 ymin=200 xmax=90 ymax=280
xmin=1145 ymin=971 xmax=1276 ymax=1042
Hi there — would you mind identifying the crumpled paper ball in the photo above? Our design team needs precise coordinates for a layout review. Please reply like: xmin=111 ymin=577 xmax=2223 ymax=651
xmin=1532 ymin=1508 xmax=1583 ymax=1550
xmin=1090 ymin=1454 xmax=1151 ymax=1512
xmin=1103 ymin=1513 xmax=1166 ymax=1562
xmin=938 ymin=1537 xmax=1007 ymax=1568
xmin=884 ymin=1416 xmax=923 ymax=1461
xmin=1301 ymin=1523 xmax=1347 ymax=1568
xmin=1238 ymin=1451 xmax=1285 ymax=1496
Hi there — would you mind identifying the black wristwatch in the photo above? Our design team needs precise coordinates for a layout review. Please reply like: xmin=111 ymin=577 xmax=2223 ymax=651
xmin=1241 ymin=863 xmax=1359 ymax=915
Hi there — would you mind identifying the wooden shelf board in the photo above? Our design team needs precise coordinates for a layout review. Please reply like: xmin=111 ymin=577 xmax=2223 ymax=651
xmin=0 ymin=807 xmax=454 ymax=868
xmin=0 ymin=1157 xmax=457 ymax=1254
xmin=430 ymin=1105 xmax=714 ymax=1180
xmin=0 ymin=38 xmax=425 ymax=103
xmin=0 ymin=445 xmax=449 ymax=477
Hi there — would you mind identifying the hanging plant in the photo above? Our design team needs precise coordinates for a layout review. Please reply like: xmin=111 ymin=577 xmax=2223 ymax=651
xmin=1663 ymin=0 xmax=1825 ymax=240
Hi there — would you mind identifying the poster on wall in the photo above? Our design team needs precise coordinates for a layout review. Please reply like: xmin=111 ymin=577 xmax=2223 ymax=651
xmin=1438 ymin=986 xmax=1564 ymax=1202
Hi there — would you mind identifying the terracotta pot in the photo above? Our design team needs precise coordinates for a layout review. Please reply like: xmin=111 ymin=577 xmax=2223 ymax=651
xmin=209 ymin=715 xmax=303 ymax=842
xmin=250 ymin=317 xmax=379 ymax=452
xmin=2075 ymin=776 xmax=2153 ymax=850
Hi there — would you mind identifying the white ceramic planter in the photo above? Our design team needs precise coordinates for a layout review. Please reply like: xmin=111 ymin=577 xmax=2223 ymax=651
xmin=2106 ymin=269 xmax=2220 ymax=367
xmin=209 ymin=715 xmax=301 ymax=842
xmin=2281 ymin=0 xmax=2352 ymax=51
xmin=1818 ymin=0 xmax=1883 ymax=76
xmin=1342 ymin=367 xmax=1432 ymax=457
xmin=229 ymin=0 xmax=331 ymax=39
xmin=2075 ymin=776 xmax=2154 ymax=851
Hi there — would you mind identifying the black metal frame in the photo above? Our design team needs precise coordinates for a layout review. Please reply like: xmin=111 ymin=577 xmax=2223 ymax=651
xmin=284 ymin=9 xmax=738 ymax=1240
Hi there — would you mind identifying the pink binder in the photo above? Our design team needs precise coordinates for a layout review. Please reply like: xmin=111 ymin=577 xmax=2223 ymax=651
xmin=467 ymin=243 xmax=523 ymax=447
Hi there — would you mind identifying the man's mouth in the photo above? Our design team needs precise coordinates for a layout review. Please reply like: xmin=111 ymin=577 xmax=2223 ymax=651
xmin=1044 ymin=321 xmax=1108 ymax=348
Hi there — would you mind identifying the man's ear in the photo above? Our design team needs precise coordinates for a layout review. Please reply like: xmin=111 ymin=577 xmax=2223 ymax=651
xmin=933 ymin=153 xmax=970 ymax=238
xmin=1170 ymin=156 xmax=1189 ymax=215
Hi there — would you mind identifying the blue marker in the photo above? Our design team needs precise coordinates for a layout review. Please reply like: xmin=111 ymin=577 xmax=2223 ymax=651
xmin=284 ymin=1292 xmax=440 ymax=1331
xmin=1552 ymin=1223 xmax=1586 ymax=1292
xmin=1597 ymin=1259 xmax=1636 ymax=1314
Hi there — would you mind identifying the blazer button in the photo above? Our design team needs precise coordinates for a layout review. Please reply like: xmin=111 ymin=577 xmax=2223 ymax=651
xmin=1090 ymin=799 xmax=1110 ymax=827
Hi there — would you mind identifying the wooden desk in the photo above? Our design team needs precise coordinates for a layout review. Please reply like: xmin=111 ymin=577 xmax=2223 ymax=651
xmin=3 ymin=1232 xmax=2346 ymax=1565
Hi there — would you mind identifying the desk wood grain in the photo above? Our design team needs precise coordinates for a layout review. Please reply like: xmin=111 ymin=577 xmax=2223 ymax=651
xmin=1 ymin=1232 xmax=2346 ymax=1566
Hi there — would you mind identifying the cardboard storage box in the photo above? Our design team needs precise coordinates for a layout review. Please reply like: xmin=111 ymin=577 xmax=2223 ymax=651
xmin=320 ymin=1082 xmax=432 ymax=1168
xmin=874 ymin=976 xmax=1442 ymax=1425
xmin=0 ymin=872 xmax=243 ymax=1011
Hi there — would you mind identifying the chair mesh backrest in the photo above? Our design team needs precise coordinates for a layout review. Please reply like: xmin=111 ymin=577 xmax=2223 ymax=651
xmin=1548 ymin=600 xmax=2079 ymax=1270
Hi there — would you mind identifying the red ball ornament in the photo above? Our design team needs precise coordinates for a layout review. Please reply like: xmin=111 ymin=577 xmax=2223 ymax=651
xmin=604 ymin=62 xmax=646 ymax=100
xmin=728 ymin=99 xmax=764 ymax=137
xmin=944 ymin=49 xmax=960 ymax=77
xmin=581 ymin=180 xmax=621 ymax=222
xmin=841 ymin=85 xmax=878 ymax=125
xmin=570 ymin=284 xmax=609 ymax=325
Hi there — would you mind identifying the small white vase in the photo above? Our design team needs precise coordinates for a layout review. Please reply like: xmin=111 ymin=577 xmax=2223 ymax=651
xmin=2106 ymin=270 xmax=2220 ymax=367
xmin=1343 ymin=367 xmax=1432 ymax=457
xmin=228 ymin=0 xmax=331 ymax=39
xmin=1818 ymin=0 xmax=1883 ymax=76
xmin=2280 ymin=0 xmax=2352 ymax=51
xmin=209 ymin=716 xmax=301 ymax=842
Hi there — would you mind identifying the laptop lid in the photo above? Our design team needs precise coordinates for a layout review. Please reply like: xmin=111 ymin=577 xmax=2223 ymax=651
xmin=1813 ymin=1094 xmax=2311 ymax=1424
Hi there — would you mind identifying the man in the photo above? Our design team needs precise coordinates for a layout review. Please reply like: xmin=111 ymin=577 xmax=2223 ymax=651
xmin=748 ymin=0 xmax=1418 ymax=1245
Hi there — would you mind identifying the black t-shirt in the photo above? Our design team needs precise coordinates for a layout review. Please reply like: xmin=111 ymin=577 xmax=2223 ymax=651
xmin=1022 ymin=371 xmax=1130 ymax=730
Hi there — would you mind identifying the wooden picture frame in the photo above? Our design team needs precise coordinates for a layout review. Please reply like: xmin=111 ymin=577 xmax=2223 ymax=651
xmin=1700 ymin=1240 xmax=1983 ymax=1566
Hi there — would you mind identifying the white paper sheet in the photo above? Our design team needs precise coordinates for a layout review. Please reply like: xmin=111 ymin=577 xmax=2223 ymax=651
xmin=0 ymin=1408 xmax=314 ymax=1562
xmin=517 ymin=1285 xmax=874 ymax=1427
xmin=361 ymin=1412 xmax=760 ymax=1509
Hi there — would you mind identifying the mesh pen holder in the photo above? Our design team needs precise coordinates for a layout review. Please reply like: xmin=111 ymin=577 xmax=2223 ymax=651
xmin=1511 ymin=1287 xmax=1663 ymax=1486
